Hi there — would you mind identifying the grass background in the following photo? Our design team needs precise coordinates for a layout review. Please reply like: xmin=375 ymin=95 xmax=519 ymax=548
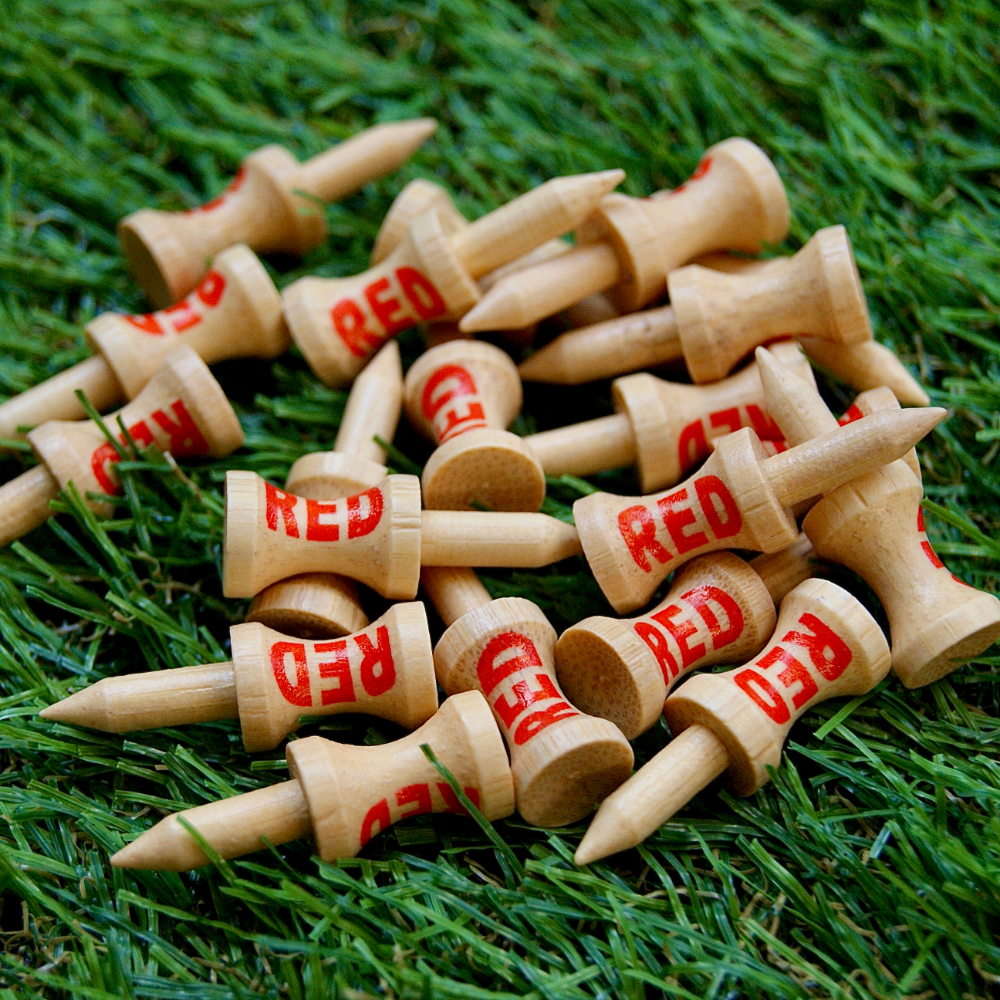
xmin=0 ymin=0 xmax=999 ymax=996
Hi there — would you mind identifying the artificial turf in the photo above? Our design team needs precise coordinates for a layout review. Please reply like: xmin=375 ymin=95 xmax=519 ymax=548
xmin=1 ymin=0 xmax=999 ymax=996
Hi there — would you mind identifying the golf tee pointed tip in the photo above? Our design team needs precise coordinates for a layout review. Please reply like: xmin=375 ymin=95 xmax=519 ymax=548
xmin=460 ymin=280 xmax=526 ymax=332
xmin=764 ymin=407 xmax=947 ymax=507
xmin=39 ymin=685 xmax=109 ymax=729
xmin=575 ymin=724 xmax=730 ymax=865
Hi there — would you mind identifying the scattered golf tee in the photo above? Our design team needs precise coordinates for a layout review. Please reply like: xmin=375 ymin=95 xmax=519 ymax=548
xmin=574 ymin=578 xmax=891 ymax=865
xmin=517 ymin=226 xmax=872 ymax=386
xmin=404 ymin=340 xmax=545 ymax=511
xmin=757 ymin=346 xmax=1000 ymax=687
xmin=111 ymin=690 xmax=514 ymax=871
xmin=247 ymin=341 xmax=404 ymax=638
xmin=222 ymin=472 xmax=583 ymax=600
xmin=555 ymin=534 xmax=820 ymax=739
xmin=118 ymin=118 xmax=438 ymax=307
xmin=422 ymin=567 xmax=633 ymax=826
xmin=524 ymin=341 xmax=811 ymax=494
xmin=41 ymin=603 xmax=436 ymax=752
xmin=0 ymin=245 xmax=286 ymax=442
xmin=371 ymin=177 xmax=574 ymax=347
xmin=0 ymin=346 xmax=244 ymax=547
xmin=574 ymin=406 xmax=946 ymax=613
xmin=281 ymin=169 xmax=625 ymax=387
xmin=461 ymin=137 xmax=789 ymax=331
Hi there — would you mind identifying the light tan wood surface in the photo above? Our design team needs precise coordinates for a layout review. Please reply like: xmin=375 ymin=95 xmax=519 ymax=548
xmin=222 ymin=472 xmax=582 ymax=599
xmin=555 ymin=552 xmax=776 ymax=740
xmin=118 ymin=119 xmax=437 ymax=306
xmin=281 ymin=170 xmax=624 ymax=387
xmin=111 ymin=690 xmax=514 ymax=870
xmin=460 ymin=137 xmax=788 ymax=330
xmin=679 ymin=253 xmax=928 ymax=405
xmin=524 ymin=341 xmax=811 ymax=492
xmin=756 ymin=347 xmax=1000 ymax=687
xmin=518 ymin=305 xmax=681 ymax=385
xmin=574 ymin=578 xmax=890 ymax=864
xmin=0 ymin=245 xmax=286 ymax=444
xmin=248 ymin=342 xmax=404 ymax=638
xmin=0 ymin=347 xmax=244 ymax=547
xmin=404 ymin=340 xmax=545 ymax=511
xmin=671 ymin=226 xmax=871 ymax=383
xmin=0 ymin=354 xmax=124 ymax=444
xmin=424 ymin=567 xmax=633 ymax=827
xmin=42 ymin=603 xmax=437 ymax=752
xmin=573 ymin=408 xmax=945 ymax=613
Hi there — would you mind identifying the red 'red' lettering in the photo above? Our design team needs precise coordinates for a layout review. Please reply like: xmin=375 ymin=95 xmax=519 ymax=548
xmin=746 ymin=404 xmax=782 ymax=440
xmin=360 ymin=798 xmax=391 ymax=846
xmin=916 ymin=507 xmax=948 ymax=570
xmin=270 ymin=641 xmax=311 ymax=707
xmin=733 ymin=667 xmax=790 ymax=723
xmin=677 ymin=419 xmax=709 ymax=475
xmin=150 ymin=400 xmax=210 ymax=456
xmin=709 ymin=407 xmax=741 ymax=437
xmin=683 ymin=584 xmax=745 ymax=649
xmin=91 ymin=441 xmax=122 ymax=494
xmin=476 ymin=631 xmax=543 ymax=697
xmin=663 ymin=156 xmax=712 ymax=197
xmin=421 ymin=364 xmax=487 ymax=442
xmin=695 ymin=475 xmax=742 ymax=540
xmin=332 ymin=298 xmax=381 ymax=358
xmin=90 ymin=420 xmax=156 ymax=494
xmin=315 ymin=639 xmax=355 ymax=705
xmin=396 ymin=783 xmax=432 ymax=819
xmin=306 ymin=499 xmax=339 ymax=542
xmin=513 ymin=701 xmax=579 ymax=745
xmin=265 ymin=481 xmax=299 ymax=537
xmin=195 ymin=269 xmax=226 ymax=308
xmin=634 ymin=622 xmax=679 ymax=682
xmin=493 ymin=672 xmax=561 ymax=729
xmin=838 ymin=404 xmax=864 ymax=426
xmin=188 ymin=167 xmax=246 ymax=214
xmin=651 ymin=604 xmax=705 ymax=669
xmin=125 ymin=313 xmax=164 ymax=335
xmin=782 ymin=612 xmax=852 ymax=682
xmin=397 ymin=267 xmax=447 ymax=320
xmin=347 ymin=487 xmax=383 ymax=538
xmin=437 ymin=783 xmax=481 ymax=815
xmin=756 ymin=645 xmax=817 ymax=710
xmin=618 ymin=504 xmax=672 ymax=572
xmin=164 ymin=299 xmax=201 ymax=333
xmin=658 ymin=488 xmax=708 ymax=554
xmin=356 ymin=625 xmax=396 ymax=696
xmin=364 ymin=276 xmax=410 ymax=337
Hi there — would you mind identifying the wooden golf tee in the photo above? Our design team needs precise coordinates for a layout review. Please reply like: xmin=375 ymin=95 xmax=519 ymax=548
xmin=524 ymin=341 xmax=811 ymax=493
xmin=756 ymin=346 xmax=1000 ymax=687
xmin=222 ymin=472 xmax=583 ymax=600
xmin=281 ymin=169 xmax=625 ymax=387
xmin=574 ymin=578 xmax=891 ymax=864
xmin=0 ymin=346 xmax=244 ymax=546
xmin=574 ymin=406 xmax=946 ymax=614
xmin=422 ymin=567 xmax=633 ymax=826
xmin=0 ymin=245 xmax=287 ymax=442
xmin=517 ymin=226 xmax=872 ymax=386
xmin=118 ymin=118 xmax=438 ymax=307
xmin=110 ymin=690 xmax=514 ymax=871
xmin=404 ymin=340 xmax=545 ymax=511
xmin=370 ymin=177 xmax=576 ymax=348
xmin=460 ymin=137 xmax=789 ymax=331
xmin=555 ymin=534 xmax=819 ymax=739
xmin=41 ymin=603 xmax=437 ymax=751
xmin=247 ymin=341 xmax=404 ymax=638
